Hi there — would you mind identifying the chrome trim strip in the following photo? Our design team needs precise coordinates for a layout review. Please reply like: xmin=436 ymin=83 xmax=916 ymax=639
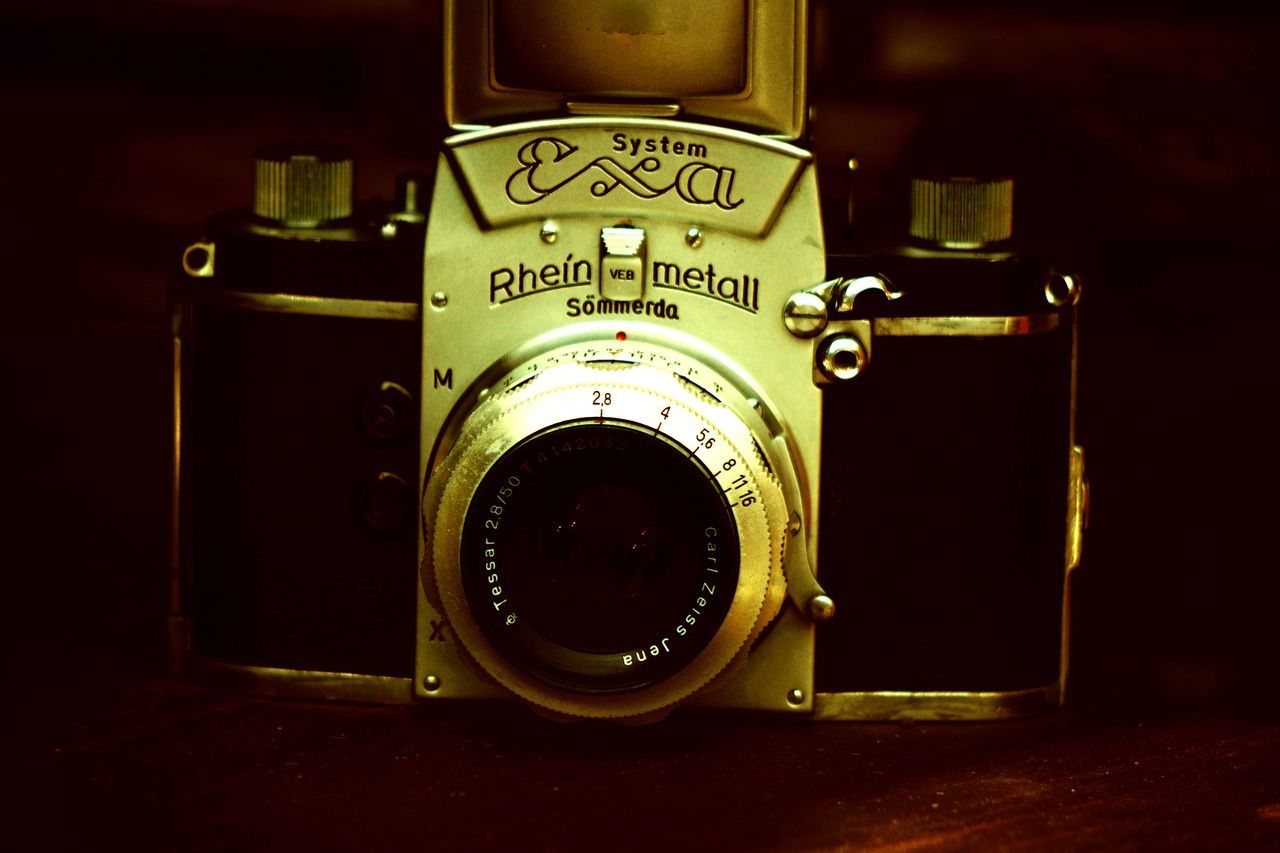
xmin=169 ymin=298 xmax=188 ymax=675
xmin=1059 ymin=305 xmax=1084 ymax=703
xmin=874 ymin=314 xmax=1060 ymax=337
xmin=191 ymin=285 xmax=420 ymax=321
xmin=192 ymin=656 xmax=415 ymax=705
xmin=812 ymin=684 xmax=1060 ymax=721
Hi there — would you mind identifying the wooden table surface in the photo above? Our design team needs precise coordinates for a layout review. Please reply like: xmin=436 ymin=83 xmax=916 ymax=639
xmin=7 ymin=672 xmax=1279 ymax=850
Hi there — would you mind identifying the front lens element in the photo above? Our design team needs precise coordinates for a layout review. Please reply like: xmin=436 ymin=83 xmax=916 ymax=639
xmin=460 ymin=421 xmax=738 ymax=693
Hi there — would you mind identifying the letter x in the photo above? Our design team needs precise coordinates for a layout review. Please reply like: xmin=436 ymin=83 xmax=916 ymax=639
xmin=429 ymin=620 xmax=446 ymax=642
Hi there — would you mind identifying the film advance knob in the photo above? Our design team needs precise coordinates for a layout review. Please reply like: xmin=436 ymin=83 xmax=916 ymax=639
xmin=909 ymin=176 xmax=1013 ymax=250
xmin=253 ymin=143 xmax=355 ymax=228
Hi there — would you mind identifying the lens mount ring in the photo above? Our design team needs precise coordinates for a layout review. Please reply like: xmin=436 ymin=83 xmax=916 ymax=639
xmin=425 ymin=359 xmax=787 ymax=719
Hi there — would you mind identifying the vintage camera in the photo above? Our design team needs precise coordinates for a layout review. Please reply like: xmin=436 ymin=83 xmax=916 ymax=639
xmin=172 ymin=0 xmax=1086 ymax=721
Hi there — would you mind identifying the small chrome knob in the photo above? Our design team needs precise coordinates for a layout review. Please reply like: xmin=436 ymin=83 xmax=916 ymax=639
xmin=909 ymin=177 xmax=1013 ymax=250
xmin=817 ymin=335 xmax=867 ymax=382
xmin=783 ymin=291 xmax=829 ymax=338
xmin=253 ymin=143 xmax=355 ymax=228
xmin=806 ymin=594 xmax=836 ymax=623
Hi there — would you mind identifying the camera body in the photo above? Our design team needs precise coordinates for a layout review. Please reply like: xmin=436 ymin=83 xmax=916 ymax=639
xmin=172 ymin=0 xmax=1085 ymax=720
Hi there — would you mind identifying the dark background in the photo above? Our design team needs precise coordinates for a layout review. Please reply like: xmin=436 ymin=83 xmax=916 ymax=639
xmin=3 ymin=0 xmax=1280 ymax=848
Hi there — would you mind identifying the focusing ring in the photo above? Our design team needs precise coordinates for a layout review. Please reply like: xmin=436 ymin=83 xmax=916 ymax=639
xmin=425 ymin=359 xmax=787 ymax=719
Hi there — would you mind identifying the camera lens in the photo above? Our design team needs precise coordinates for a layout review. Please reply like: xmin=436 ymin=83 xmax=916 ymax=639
xmin=459 ymin=421 xmax=739 ymax=694
xmin=427 ymin=354 xmax=788 ymax=718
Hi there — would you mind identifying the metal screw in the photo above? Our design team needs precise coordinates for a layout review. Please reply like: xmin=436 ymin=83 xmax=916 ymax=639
xmin=787 ymin=688 xmax=805 ymax=706
xmin=783 ymin=292 xmax=829 ymax=338
xmin=540 ymin=221 xmax=559 ymax=243
xmin=788 ymin=512 xmax=803 ymax=537
xmin=423 ymin=675 xmax=441 ymax=692
xmin=818 ymin=335 xmax=867 ymax=381
xmin=430 ymin=291 xmax=448 ymax=309
xmin=685 ymin=227 xmax=704 ymax=248
xmin=807 ymin=594 xmax=836 ymax=623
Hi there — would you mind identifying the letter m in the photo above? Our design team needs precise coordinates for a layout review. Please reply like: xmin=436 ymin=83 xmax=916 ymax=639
xmin=652 ymin=262 xmax=679 ymax=285
xmin=433 ymin=368 xmax=453 ymax=389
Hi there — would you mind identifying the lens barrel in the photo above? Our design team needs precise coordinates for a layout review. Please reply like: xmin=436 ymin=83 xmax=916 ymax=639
xmin=460 ymin=421 xmax=740 ymax=693
xmin=425 ymin=355 xmax=786 ymax=719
